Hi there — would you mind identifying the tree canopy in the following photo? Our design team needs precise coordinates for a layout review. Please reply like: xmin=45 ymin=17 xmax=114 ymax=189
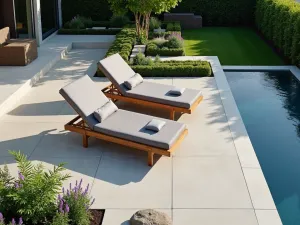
xmin=108 ymin=0 xmax=181 ymax=38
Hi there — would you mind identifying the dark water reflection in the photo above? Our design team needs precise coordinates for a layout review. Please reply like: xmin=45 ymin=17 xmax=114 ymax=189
xmin=226 ymin=71 xmax=300 ymax=225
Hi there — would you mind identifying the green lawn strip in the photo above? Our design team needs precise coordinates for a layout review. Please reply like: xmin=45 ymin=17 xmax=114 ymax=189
xmin=183 ymin=27 xmax=284 ymax=65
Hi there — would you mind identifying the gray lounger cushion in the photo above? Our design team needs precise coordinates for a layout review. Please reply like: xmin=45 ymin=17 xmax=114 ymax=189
xmin=94 ymin=109 xmax=186 ymax=149
xmin=169 ymin=87 xmax=186 ymax=96
xmin=98 ymin=54 xmax=135 ymax=95
xmin=59 ymin=75 xmax=111 ymax=128
xmin=98 ymin=53 xmax=202 ymax=109
xmin=60 ymin=75 xmax=186 ymax=150
xmin=124 ymin=73 xmax=143 ymax=90
xmin=94 ymin=100 xmax=118 ymax=123
xmin=146 ymin=119 xmax=166 ymax=132
xmin=126 ymin=81 xmax=202 ymax=108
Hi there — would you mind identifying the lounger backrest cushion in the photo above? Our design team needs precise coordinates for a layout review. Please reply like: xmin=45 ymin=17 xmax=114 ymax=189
xmin=59 ymin=75 xmax=111 ymax=128
xmin=98 ymin=53 xmax=135 ymax=95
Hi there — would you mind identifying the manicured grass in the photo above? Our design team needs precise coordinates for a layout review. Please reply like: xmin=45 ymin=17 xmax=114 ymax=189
xmin=182 ymin=27 xmax=284 ymax=65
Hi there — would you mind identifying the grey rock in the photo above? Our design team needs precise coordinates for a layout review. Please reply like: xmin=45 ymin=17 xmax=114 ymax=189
xmin=130 ymin=209 xmax=172 ymax=225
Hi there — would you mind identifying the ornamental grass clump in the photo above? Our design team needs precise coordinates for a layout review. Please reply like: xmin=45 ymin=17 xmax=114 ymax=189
xmin=60 ymin=180 xmax=95 ymax=225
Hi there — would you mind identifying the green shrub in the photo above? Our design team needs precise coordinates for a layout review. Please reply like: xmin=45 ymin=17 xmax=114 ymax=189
xmin=110 ymin=15 xmax=130 ymax=28
xmin=146 ymin=47 xmax=185 ymax=56
xmin=52 ymin=211 xmax=69 ymax=225
xmin=166 ymin=23 xmax=174 ymax=32
xmin=105 ymin=28 xmax=136 ymax=60
xmin=98 ymin=60 xmax=211 ymax=77
xmin=78 ymin=16 xmax=93 ymax=28
xmin=0 ymin=151 xmax=70 ymax=224
xmin=255 ymin=0 xmax=300 ymax=66
xmin=165 ymin=36 xmax=183 ymax=49
xmin=131 ymin=61 xmax=212 ymax=77
xmin=151 ymin=38 xmax=167 ymax=47
xmin=61 ymin=181 xmax=94 ymax=225
xmin=132 ymin=52 xmax=154 ymax=66
xmin=68 ymin=16 xmax=85 ymax=29
xmin=58 ymin=29 xmax=121 ymax=35
xmin=149 ymin=17 xmax=161 ymax=30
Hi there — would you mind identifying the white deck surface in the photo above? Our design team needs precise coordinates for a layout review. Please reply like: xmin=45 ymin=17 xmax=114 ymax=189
xmin=0 ymin=47 xmax=282 ymax=224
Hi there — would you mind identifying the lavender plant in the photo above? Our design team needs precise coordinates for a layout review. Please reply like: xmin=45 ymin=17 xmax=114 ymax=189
xmin=0 ymin=213 xmax=4 ymax=225
xmin=61 ymin=180 xmax=95 ymax=225
xmin=52 ymin=198 xmax=69 ymax=225
xmin=0 ymin=151 xmax=71 ymax=224
xmin=0 ymin=213 xmax=23 ymax=225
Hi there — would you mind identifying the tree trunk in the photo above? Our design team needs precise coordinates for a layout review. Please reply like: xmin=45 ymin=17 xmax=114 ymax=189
xmin=145 ymin=13 xmax=151 ymax=39
xmin=134 ymin=12 xmax=142 ymax=37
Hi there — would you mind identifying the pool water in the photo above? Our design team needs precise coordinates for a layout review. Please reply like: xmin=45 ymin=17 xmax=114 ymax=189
xmin=225 ymin=70 xmax=300 ymax=225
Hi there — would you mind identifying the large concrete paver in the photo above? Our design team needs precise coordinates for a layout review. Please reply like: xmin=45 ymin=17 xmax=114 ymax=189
xmin=173 ymin=209 xmax=258 ymax=225
xmin=91 ymin=155 xmax=172 ymax=209
xmin=173 ymin=156 xmax=253 ymax=209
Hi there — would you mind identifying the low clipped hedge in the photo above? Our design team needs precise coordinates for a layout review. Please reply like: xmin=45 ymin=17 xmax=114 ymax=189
xmin=105 ymin=28 xmax=136 ymax=60
xmin=146 ymin=42 xmax=184 ymax=56
xmin=147 ymin=48 xmax=185 ymax=56
xmin=57 ymin=28 xmax=121 ymax=35
xmin=255 ymin=0 xmax=300 ymax=66
xmin=97 ymin=60 xmax=212 ymax=77
xmin=166 ymin=22 xmax=181 ymax=32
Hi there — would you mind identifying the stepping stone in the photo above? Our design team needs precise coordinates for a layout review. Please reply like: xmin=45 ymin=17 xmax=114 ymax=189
xmin=132 ymin=45 xmax=146 ymax=53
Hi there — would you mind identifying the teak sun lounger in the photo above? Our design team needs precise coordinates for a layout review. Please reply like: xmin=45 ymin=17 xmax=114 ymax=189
xmin=59 ymin=75 xmax=188 ymax=166
xmin=98 ymin=53 xmax=203 ymax=120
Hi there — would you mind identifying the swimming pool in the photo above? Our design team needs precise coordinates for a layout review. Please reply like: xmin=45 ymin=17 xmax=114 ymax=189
xmin=225 ymin=70 xmax=300 ymax=225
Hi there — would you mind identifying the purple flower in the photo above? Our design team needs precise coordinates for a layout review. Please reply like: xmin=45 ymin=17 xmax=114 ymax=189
xmin=62 ymin=187 xmax=65 ymax=194
xmin=14 ymin=182 xmax=19 ymax=189
xmin=79 ymin=179 xmax=83 ymax=190
xmin=18 ymin=171 xmax=24 ymax=181
xmin=59 ymin=199 xmax=64 ymax=213
xmin=90 ymin=198 xmax=95 ymax=206
xmin=65 ymin=204 xmax=70 ymax=213
xmin=69 ymin=183 xmax=72 ymax=191
xmin=75 ymin=180 xmax=78 ymax=186
xmin=0 ymin=212 xmax=4 ymax=222
xmin=58 ymin=194 xmax=62 ymax=201
xmin=11 ymin=218 xmax=16 ymax=225
xmin=67 ymin=189 xmax=70 ymax=196
xmin=18 ymin=217 xmax=23 ymax=225
xmin=83 ymin=184 xmax=89 ymax=195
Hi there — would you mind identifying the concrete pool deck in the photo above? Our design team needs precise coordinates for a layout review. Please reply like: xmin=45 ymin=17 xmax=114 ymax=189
xmin=0 ymin=34 xmax=115 ymax=118
xmin=0 ymin=49 xmax=282 ymax=224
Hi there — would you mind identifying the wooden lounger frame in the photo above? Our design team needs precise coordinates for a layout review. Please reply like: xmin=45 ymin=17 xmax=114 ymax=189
xmin=102 ymin=84 xmax=203 ymax=120
xmin=65 ymin=115 xmax=188 ymax=166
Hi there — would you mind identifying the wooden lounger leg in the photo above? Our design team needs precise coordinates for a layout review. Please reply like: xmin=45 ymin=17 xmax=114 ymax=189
xmin=169 ymin=109 xmax=175 ymax=120
xmin=148 ymin=152 xmax=154 ymax=166
xmin=83 ymin=134 xmax=89 ymax=148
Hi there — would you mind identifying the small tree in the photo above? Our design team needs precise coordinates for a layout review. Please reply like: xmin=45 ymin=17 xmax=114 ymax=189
xmin=108 ymin=0 xmax=181 ymax=38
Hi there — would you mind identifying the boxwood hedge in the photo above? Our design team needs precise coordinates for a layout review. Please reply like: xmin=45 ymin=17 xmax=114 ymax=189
xmin=146 ymin=48 xmax=185 ymax=56
xmin=97 ymin=60 xmax=212 ymax=77
xmin=255 ymin=0 xmax=300 ymax=65
xmin=105 ymin=28 xmax=136 ymax=61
